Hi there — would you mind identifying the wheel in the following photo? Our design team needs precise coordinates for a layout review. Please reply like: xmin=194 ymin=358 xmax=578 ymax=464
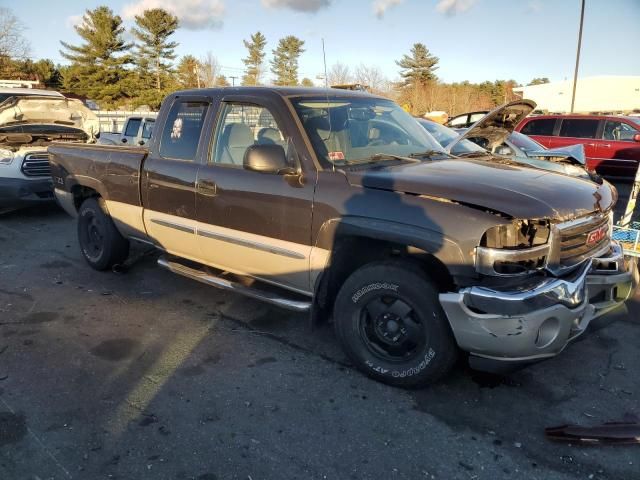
xmin=77 ymin=197 xmax=129 ymax=270
xmin=334 ymin=261 xmax=458 ymax=388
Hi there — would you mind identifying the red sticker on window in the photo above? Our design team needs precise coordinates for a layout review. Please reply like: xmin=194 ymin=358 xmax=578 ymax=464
xmin=329 ymin=151 xmax=345 ymax=161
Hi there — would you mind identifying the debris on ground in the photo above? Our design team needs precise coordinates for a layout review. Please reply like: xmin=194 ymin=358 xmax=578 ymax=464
xmin=545 ymin=422 xmax=640 ymax=445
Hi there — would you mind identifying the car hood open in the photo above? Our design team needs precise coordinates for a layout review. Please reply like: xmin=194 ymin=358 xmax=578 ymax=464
xmin=344 ymin=158 xmax=615 ymax=221
xmin=0 ymin=96 xmax=99 ymax=140
xmin=527 ymin=143 xmax=586 ymax=165
xmin=446 ymin=100 xmax=536 ymax=154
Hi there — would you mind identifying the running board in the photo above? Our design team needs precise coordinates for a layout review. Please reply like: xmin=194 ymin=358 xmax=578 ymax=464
xmin=157 ymin=256 xmax=312 ymax=312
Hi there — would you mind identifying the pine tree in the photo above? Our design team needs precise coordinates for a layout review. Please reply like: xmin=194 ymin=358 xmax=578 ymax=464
xmin=132 ymin=8 xmax=178 ymax=91
xmin=241 ymin=31 xmax=266 ymax=86
xmin=396 ymin=43 xmax=439 ymax=88
xmin=60 ymin=6 xmax=133 ymax=107
xmin=270 ymin=36 xmax=305 ymax=86
xmin=176 ymin=55 xmax=201 ymax=89
xmin=215 ymin=75 xmax=230 ymax=87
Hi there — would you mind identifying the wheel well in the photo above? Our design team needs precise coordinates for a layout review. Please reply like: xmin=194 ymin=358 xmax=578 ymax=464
xmin=71 ymin=185 xmax=100 ymax=210
xmin=313 ymin=235 xmax=454 ymax=322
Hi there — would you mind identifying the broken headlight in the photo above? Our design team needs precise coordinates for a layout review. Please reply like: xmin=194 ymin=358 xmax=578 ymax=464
xmin=476 ymin=220 xmax=551 ymax=276
xmin=0 ymin=148 xmax=14 ymax=166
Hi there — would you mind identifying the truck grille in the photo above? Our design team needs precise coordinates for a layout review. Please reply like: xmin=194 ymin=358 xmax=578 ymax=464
xmin=557 ymin=213 xmax=610 ymax=266
xmin=21 ymin=153 xmax=51 ymax=177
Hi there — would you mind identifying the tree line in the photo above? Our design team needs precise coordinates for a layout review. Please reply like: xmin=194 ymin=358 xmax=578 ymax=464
xmin=0 ymin=5 xmax=549 ymax=115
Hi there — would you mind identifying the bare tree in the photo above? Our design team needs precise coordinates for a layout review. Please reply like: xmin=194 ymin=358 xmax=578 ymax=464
xmin=354 ymin=64 xmax=386 ymax=93
xmin=199 ymin=51 xmax=221 ymax=87
xmin=0 ymin=8 xmax=30 ymax=75
xmin=327 ymin=62 xmax=351 ymax=86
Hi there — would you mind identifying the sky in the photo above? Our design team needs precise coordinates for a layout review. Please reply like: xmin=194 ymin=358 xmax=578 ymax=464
xmin=6 ymin=0 xmax=640 ymax=86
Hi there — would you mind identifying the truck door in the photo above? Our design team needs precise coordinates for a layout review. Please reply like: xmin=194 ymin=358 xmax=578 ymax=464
xmin=142 ymin=97 xmax=210 ymax=260
xmin=195 ymin=97 xmax=316 ymax=294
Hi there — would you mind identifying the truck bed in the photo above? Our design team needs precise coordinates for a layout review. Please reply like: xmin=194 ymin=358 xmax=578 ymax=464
xmin=48 ymin=142 xmax=148 ymax=207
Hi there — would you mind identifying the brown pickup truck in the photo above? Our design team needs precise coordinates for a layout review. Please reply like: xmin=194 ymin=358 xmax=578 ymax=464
xmin=49 ymin=87 xmax=638 ymax=387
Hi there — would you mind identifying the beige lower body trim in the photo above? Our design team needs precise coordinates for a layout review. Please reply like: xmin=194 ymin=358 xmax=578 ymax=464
xmin=104 ymin=204 xmax=331 ymax=296
xmin=104 ymin=200 xmax=147 ymax=239
xmin=143 ymin=210 xmax=200 ymax=261
xmin=196 ymin=223 xmax=317 ymax=294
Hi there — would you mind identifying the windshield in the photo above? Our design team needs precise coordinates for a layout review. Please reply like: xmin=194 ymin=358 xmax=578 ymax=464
xmin=416 ymin=118 xmax=486 ymax=155
xmin=291 ymin=96 xmax=446 ymax=166
xmin=508 ymin=131 xmax=543 ymax=152
xmin=627 ymin=116 xmax=640 ymax=127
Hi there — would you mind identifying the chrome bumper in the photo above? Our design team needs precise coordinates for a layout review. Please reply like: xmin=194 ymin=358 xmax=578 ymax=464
xmin=440 ymin=241 xmax=638 ymax=363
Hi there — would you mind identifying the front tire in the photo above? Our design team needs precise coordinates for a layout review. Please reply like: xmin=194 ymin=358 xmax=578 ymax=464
xmin=334 ymin=261 xmax=458 ymax=388
xmin=77 ymin=197 xmax=129 ymax=270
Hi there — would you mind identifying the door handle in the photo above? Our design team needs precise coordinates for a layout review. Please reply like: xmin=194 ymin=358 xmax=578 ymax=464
xmin=197 ymin=180 xmax=217 ymax=196
xmin=601 ymin=144 xmax=611 ymax=148
xmin=586 ymin=143 xmax=596 ymax=147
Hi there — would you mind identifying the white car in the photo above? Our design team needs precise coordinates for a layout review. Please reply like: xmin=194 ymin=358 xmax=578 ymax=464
xmin=0 ymin=93 xmax=98 ymax=212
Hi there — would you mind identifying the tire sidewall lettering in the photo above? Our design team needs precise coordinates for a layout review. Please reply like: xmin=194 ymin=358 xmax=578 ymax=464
xmin=365 ymin=348 xmax=436 ymax=378
xmin=352 ymin=282 xmax=399 ymax=303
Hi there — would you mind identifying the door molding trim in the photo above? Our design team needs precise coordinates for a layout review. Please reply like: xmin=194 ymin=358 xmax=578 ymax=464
xmin=150 ymin=218 xmax=196 ymax=234
xmin=197 ymin=228 xmax=306 ymax=259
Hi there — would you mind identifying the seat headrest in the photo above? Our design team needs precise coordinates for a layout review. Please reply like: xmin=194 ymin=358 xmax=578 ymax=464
xmin=225 ymin=123 xmax=253 ymax=146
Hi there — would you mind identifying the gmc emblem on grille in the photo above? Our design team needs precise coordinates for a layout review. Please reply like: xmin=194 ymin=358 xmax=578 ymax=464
xmin=586 ymin=225 xmax=607 ymax=246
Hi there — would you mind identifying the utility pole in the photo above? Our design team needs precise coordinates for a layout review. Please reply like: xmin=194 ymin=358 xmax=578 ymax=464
xmin=570 ymin=0 xmax=585 ymax=113
xmin=230 ymin=76 xmax=238 ymax=87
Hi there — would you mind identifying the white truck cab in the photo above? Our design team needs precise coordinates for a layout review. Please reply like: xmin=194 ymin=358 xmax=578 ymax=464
xmin=99 ymin=116 xmax=156 ymax=146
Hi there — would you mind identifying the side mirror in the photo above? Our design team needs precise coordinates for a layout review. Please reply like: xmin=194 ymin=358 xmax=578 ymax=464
xmin=121 ymin=138 xmax=127 ymax=143
xmin=138 ymin=140 xmax=145 ymax=146
xmin=244 ymin=144 xmax=292 ymax=174
xmin=634 ymin=134 xmax=640 ymax=143
xmin=95 ymin=132 xmax=101 ymax=139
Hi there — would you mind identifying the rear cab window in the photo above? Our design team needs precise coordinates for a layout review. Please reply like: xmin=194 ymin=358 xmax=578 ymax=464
xmin=559 ymin=119 xmax=599 ymax=139
xmin=124 ymin=118 xmax=142 ymax=137
xmin=142 ymin=119 xmax=154 ymax=139
xmin=520 ymin=118 xmax=556 ymax=136
xmin=159 ymin=100 xmax=209 ymax=161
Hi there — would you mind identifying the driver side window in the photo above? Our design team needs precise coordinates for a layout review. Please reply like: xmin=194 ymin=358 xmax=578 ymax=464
xmin=212 ymin=103 xmax=285 ymax=166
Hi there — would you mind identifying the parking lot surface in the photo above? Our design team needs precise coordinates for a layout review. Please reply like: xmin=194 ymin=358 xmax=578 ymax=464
xmin=1 ymin=205 xmax=639 ymax=480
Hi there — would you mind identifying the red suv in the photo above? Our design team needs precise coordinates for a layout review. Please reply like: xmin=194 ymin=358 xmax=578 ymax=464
xmin=515 ymin=115 xmax=640 ymax=178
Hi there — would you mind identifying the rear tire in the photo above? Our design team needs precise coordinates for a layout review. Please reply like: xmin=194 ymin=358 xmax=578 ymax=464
xmin=334 ymin=261 xmax=458 ymax=388
xmin=77 ymin=197 xmax=129 ymax=271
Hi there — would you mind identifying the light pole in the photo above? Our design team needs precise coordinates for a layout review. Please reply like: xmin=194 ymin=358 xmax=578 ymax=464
xmin=570 ymin=0 xmax=585 ymax=113
xmin=229 ymin=76 xmax=238 ymax=87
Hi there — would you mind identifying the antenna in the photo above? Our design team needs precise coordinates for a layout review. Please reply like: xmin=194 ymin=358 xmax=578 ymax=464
xmin=322 ymin=38 xmax=329 ymax=89
xmin=321 ymin=38 xmax=334 ymax=171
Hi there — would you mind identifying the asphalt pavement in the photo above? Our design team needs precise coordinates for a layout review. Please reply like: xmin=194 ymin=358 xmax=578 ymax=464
xmin=0 ymin=204 xmax=639 ymax=480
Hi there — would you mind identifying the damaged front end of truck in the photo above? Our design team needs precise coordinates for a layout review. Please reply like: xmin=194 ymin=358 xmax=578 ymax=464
xmin=439 ymin=207 xmax=638 ymax=372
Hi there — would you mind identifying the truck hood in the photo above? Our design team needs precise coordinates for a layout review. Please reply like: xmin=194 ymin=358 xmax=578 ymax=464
xmin=344 ymin=158 xmax=614 ymax=221
xmin=446 ymin=100 xmax=536 ymax=153
xmin=0 ymin=96 xmax=99 ymax=140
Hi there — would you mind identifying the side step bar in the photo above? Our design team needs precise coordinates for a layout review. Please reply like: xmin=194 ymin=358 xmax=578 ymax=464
xmin=157 ymin=256 xmax=312 ymax=312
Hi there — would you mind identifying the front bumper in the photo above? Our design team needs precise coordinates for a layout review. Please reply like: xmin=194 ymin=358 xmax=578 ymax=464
xmin=440 ymin=241 xmax=638 ymax=367
xmin=0 ymin=177 xmax=54 ymax=210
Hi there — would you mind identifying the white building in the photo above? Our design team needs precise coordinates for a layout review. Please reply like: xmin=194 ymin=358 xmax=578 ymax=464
xmin=513 ymin=75 xmax=640 ymax=113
